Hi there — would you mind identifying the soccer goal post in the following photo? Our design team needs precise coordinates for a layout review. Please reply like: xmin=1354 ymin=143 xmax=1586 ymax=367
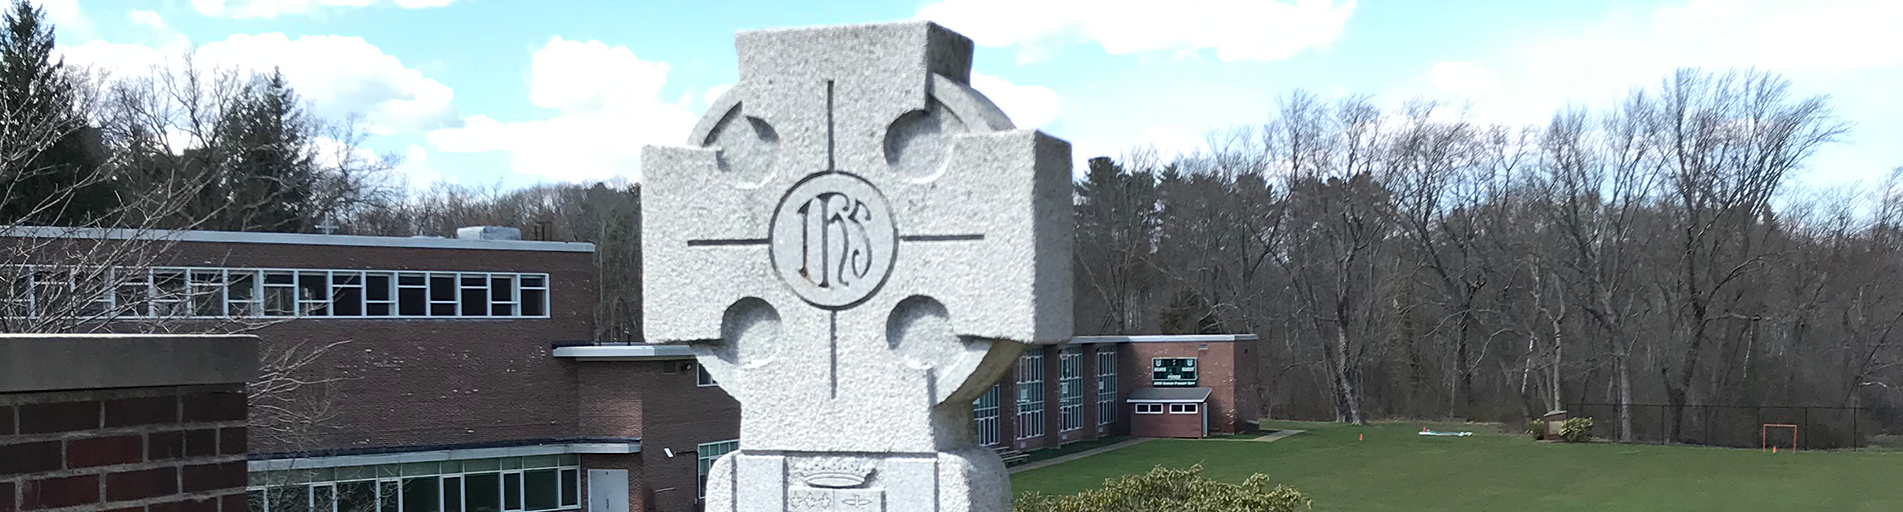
xmin=1762 ymin=423 xmax=1798 ymax=453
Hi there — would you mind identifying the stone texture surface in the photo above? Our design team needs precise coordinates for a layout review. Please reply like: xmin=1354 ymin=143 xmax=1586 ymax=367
xmin=642 ymin=21 xmax=1072 ymax=512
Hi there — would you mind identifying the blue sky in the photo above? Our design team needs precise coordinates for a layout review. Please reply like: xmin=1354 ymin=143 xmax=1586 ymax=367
xmin=38 ymin=0 xmax=1903 ymax=192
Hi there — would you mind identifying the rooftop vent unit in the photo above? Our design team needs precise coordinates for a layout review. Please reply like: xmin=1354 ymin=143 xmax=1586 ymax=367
xmin=456 ymin=226 xmax=521 ymax=241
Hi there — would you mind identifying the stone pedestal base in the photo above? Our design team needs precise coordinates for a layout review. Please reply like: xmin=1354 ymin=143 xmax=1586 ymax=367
xmin=702 ymin=446 xmax=1007 ymax=512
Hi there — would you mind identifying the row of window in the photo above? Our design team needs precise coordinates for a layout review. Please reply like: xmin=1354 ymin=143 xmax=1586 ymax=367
xmin=2 ymin=265 xmax=550 ymax=319
xmin=993 ymin=346 xmax=1121 ymax=444
xmin=1134 ymin=403 xmax=1200 ymax=415
xmin=248 ymin=457 xmax=578 ymax=512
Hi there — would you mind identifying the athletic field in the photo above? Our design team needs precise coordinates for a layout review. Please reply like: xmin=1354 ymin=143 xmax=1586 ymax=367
xmin=1010 ymin=420 xmax=1903 ymax=511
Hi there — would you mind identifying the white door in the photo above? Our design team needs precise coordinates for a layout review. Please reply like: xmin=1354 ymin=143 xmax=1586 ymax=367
xmin=587 ymin=470 xmax=628 ymax=512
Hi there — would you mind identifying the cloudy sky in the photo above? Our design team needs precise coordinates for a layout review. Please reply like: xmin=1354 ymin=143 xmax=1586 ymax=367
xmin=39 ymin=0 xmax=1903 ymax=189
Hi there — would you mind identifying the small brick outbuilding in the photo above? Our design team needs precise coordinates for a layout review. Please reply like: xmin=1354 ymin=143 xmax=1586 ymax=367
xmin=1128 ymin=388 xmax=1213 ymax=438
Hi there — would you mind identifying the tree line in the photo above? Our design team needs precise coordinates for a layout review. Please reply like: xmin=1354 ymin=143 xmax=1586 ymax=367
xmin=1075 ymin=69 xmax=1903 ymax=444
xmin=10 ymin=0 xmax=1902 ymax=442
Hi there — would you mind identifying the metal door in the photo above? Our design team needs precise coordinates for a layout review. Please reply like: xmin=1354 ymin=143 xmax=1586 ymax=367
xmin=586 ymin=470 xmax=627 ymax=512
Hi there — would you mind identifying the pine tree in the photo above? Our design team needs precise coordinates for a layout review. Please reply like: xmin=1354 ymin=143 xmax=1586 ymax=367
xmin=0 ymin=0 xmax=112 ymax=225
xmin=216 ymin=68 xmax=316 ymax=232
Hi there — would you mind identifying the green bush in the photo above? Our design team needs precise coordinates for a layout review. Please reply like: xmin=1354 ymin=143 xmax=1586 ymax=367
xmin=1559 ymin=417 xmax=1594 ymax=443
xmin=1013 ymin=465 xmax=1311 ymax=512
xmin=1525 ymin=419 xmax=1547 ymax=439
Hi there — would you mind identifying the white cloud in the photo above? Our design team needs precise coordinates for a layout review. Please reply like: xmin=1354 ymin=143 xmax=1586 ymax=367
xmin=526 ymin=37 xmax=670 ymax=112
xmin=918 ymin=0 xmax=1356 ymax=62
xmin=1428 ymin=61 xmax=1496 ymax=97
xmin=57 ymin=22 xmax=457 ymax=137
xmin=391 ymin=145 xmax=446 ymax=186
xmin=1421 ymin=0 xmax=1903 ymax=127
xmin=30 ymin=0 xmax=93 ymax=41
xmin=195 ymin=34 xmax=457 ymax=134
xmin=427 ymin=37 xmax=699 ymax=182
xmin=59 ymin=41 xmax=171 ymax=77
xmin=969 ymin=72 xmax=1060 ymax=129
xmin=702 ymin=83 xmax=733 ymax=107
xmin=192 ymin=0 xmax=460 ymax=19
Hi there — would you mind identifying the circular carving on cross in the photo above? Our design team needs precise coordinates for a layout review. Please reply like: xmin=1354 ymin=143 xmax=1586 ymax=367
xmin=768 ymin=171 xmax=898 ymax=310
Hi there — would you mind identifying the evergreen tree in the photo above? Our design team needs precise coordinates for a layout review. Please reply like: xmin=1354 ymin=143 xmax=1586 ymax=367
xmin=216 ymin=68 xmax=316 ymax=232
xmin=0 ymin=0 xmax=111 ymax=225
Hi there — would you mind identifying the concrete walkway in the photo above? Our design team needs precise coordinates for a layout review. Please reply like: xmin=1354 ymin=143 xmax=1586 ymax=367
xmin=1252 ymin=429 xmax=1306 ymax=442
xmin=1009 ymin=438 xmax=1155 ymax=474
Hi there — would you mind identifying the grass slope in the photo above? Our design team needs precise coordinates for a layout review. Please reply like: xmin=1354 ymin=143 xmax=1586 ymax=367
xmin=1010 ymin=421 xmax=1903 ymax=511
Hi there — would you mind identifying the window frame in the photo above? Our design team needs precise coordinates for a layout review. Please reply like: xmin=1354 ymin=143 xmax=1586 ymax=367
xmin=1096 ymin=348 xmax=1117 ymax=426
xmin=1169 ymin=403 xmax=1200 ymax=415
xmin=1016 ymin=350 xmax=1046 ymax=440
xmin=696 ymin=440 xmax=740 ymax=499
xmin=1134 ymin=403 xmax=1164 ymax=415
xmin=2 ymin=265 xmax=553 ymax=320
xmin=1058 ymin=347 xmax=1084 ymax=432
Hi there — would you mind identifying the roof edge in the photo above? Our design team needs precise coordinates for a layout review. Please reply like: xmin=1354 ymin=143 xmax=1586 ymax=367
xmin=1 ymin=226 xmax=596 ymax=253
xmin=1070 ymin=334 xmax=1257 ymax=344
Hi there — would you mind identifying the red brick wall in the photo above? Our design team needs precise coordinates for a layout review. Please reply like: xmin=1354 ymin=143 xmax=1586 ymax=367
xmin=2 ymin=385 xmax=249 ymax=512
xmin=1130 ymin=406 xmax=1205 ymax=438
xmin=575 ymin=360 xmax=739 ymax=512
xmin=109 ymin=241 xmax=597 ymax=455
xmin=1122 ymin=340 xmax=1251 ymax=434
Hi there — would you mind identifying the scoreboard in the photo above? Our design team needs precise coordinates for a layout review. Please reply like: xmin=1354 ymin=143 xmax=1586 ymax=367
xmin=1151 ymin=357 xmax=1199 ymax=387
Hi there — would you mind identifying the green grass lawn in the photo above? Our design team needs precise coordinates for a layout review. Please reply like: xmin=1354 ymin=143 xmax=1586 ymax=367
xmin=1010 ymin=420 xmax=1903 ymax=511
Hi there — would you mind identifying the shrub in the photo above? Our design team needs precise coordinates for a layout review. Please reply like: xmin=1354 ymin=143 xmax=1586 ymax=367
xmin=1525 ymin=419 xmax=1547 ymax=439
xmin=1013 ymin=465 xmax=1312 ymax=512
xmin=1559 ymin=417 xmax=1594 ymax=443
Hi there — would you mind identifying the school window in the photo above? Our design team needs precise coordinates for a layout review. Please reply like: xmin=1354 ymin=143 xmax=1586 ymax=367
xmin=1095 ymin=349 xmax=1117 ymax=426
xmin=1 ymin=265 xmax=551 ymax=319
xmin=697 ymin=440 xmax=740 ymax=498
xmin=1169 ymin=403 xmax=1199 ymax=414
xmin=1134 ymin=403 xmax=1164 ymax=414
xmin=247 ymin=455 xmax=579 ymax=512
xmin=697 ymin=365 xmax=718 ymax=387
xmin=1058 ymin=347 xmax=1083 ymax=432
xmin=1016 ymin=350 xmax=1045 ymax=439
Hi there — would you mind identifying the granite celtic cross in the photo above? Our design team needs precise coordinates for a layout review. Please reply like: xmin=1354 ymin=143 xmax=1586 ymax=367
xmin=641 ymin=21 xmax=1073 ymax=512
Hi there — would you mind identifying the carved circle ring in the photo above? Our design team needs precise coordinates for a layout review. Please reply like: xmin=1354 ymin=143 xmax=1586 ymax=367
xmin=768 ymin=171 xmax=898 ymax=310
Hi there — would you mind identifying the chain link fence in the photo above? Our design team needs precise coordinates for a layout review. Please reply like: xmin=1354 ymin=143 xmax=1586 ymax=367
xmin=1566 ymin=403 xmax=1903 ymax=450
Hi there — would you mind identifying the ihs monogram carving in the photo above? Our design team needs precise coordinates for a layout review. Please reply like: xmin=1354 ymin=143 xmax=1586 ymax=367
xmin=769 ymin=172 xmax=897 ymax=309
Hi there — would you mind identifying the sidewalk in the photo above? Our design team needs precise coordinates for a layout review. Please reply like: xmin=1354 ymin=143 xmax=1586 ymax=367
xmin=1252 ymin=429 xmax=1305 ymax=442
xmin=1009 ymin=438 xmax=1155 ymax=473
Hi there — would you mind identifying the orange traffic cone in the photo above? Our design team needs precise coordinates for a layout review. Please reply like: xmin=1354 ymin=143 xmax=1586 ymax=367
xmin=1359 ymin=434 xmax=1364 ymax=441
